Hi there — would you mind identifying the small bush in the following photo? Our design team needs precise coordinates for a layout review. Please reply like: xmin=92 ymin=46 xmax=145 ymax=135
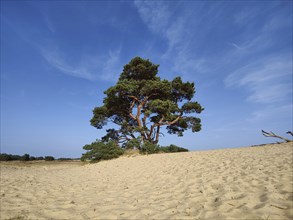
xmin=20 ymin=154 xmax=30 ymax=161
xmin=57 ymin=158 xmax=73 ymax=161
xmin=123 ymin=138 xmax=141 ymax=150
xmin=141 ymin=141 xmax=160 ymax=154
xmin=44 ymin=156 xmax=55 ymax=161
xmin=36 ymin=156 xmax=44 ymax=160
xmin=29 ymin=156 xmax=36 ymax=160
xmin=0 ymin=153 xmax=12 ymax=161
xmin=160 ymin=144 xmax=189 ymax=153
xmin=11 ymin=155 xmax=21 ymax=160
xmin=0 ymin=154 xmax=56 ymax=161
xmin=81 ymin=140 xmax=124 ymax=162
xmin=0 ymin=153 xmax=36 ymax=161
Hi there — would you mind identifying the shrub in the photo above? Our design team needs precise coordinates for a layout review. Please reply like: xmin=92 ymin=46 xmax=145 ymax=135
xmin=29 ymin=156 xmax=36 ymax=160
xmin=141 ymin=141 xmax=160 ymax=154
xmin=57 ymin=158 xmax=73 ymax=161
xmin=160 ymin=144 xmax=189 ymax=153
xmin=44 ymin=156 xmax=55 ymax=161
xmin=123 ymin=138 xmax=141 ymax=150
xmin=11 ymin=155 xmax=21 ymax=160
xmin=36 ymin=156 xmax=44 ymax=160
xmin=0 ymin=153 xmax=12 ymax=161
xmin=20 ymin=154 xmax=30 ymax=161
xmin=0 ymin=153 xmax=28 ymax=161
xmin=81 ymin=140 xmax=124 ymax=162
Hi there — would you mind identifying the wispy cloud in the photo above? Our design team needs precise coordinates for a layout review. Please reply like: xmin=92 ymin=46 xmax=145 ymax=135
xmin=225 ymin=55 xmax=292 ymax=104
xmin=3 ymin=5 xmax=122 ymax=82
xmin=247 ymin=83 xmax=291 ymax=104
xmin=100 ymin=49 xmax=121 ymax=81
xmin=249 ymin=103 xmax=293 ymax=123
xmin=134 ymin=1 xmax=224 ymax=77
xmin=44 ymin=15 xmax=55 ymax=33
xmin=172 ymin=51 xmax=209 ymax=76
xmin=134 ymin=1 xmax=171 ymax=35
xmin=233 ymin=7 xmax=259 ymax=25
xmin=41 ymin=47 xmax=121 ymax=81
xmin=229 ymin=42 xmax=246 ymax=50
xmin=41 ymin=48 xmax=96 ymax=80
xmin=135 ymin=1 xmax=292 ymax=107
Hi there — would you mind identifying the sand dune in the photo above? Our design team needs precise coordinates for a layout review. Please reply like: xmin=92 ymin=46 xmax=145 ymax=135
xmin=1 ymin=142 xmax=292 ymax=220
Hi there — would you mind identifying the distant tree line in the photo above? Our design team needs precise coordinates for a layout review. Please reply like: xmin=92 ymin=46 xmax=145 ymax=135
xmin=0 ymin=153 xmax=78 ymax=162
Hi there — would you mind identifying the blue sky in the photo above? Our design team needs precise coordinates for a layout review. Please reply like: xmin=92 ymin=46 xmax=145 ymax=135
xmin=1 ymin=1 xmax=292 ymax=158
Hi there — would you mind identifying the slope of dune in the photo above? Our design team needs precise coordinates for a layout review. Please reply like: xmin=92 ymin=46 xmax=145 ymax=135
xmin=1 ymin=142 xmax=292 ymax=220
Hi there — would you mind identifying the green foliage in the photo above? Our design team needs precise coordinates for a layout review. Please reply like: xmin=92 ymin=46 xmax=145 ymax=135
xmin=123 ymin=137 xmax=141 ymax=150
xmin=29 ymin=156 xmax=36 ymax=160
xmin=36 ymin=156 xmax=44 ymax=160
xmin=140 ymin=143 xmax=188 ymax=154
xmin=90 ymin=57 xmax=203 ymax=145
xmin=141 ymin=141 xmax=160 ymax=154
xmin=81 ymin=140 xmax=124 ymax=162
xmin=0 ymin=153 xmax=23 ymax=161
xmin=119 ymin=57 xmax=159 ymax=81
xmin=44 ymin=156 xmax=55 ymax=161
xmin=20 ymin=154 xmax=30 ymax=161
xmin=85 ymin=57 xmax=202 ymax=158
xmin=160 ymin=144 xmax=189 ymax=153
xmin=0 ymin=153 xmax=12 ymax=161
xmin=148 ymin=99 xmax=178 ymax=116
xmin=0 ymin=154 xmax=75 ymax=161
xmin=57 ymin=158 xmax=74 ymax=161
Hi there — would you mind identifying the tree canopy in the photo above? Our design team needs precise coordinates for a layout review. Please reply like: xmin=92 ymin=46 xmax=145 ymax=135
xmin=90 ymin=57 xmax=203 ymax=149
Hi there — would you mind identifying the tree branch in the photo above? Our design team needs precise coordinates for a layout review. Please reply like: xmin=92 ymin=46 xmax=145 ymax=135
xmin=136 ymin=100 xmax=147 ymax=140
xmin=262 ymin=130 xmax=292 ymax=142
xmin=142 ymin=113 xmax=148 ymax=128
xmin=128 ymin=95 xmax=139 ymax=102
xmin=141 ymin=96 xmax=149 ymax=129
xmin=155 ymin=125 xmax=161 ymax=143
xmin=128 ymin=97 xmax=137 ymax=120
xmin=148 ymin=124 xmax=155 ymax=140
xmin=160 ymin=112 xmax=183 ymax=125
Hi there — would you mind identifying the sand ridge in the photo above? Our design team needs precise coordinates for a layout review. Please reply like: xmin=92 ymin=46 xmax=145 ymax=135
xmin=1 ymin=142 xmax=293 ymax=219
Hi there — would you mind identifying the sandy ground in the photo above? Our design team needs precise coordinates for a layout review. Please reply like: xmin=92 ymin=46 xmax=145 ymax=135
xmin=0 ymin=142 xmax=292 ymax=220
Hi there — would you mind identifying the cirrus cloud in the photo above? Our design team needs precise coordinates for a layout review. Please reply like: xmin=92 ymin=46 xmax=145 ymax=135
xmin=41 ymin=46 xmax=122 ymax=82
xmin=225 ymin=55 xmax=292 ymax=104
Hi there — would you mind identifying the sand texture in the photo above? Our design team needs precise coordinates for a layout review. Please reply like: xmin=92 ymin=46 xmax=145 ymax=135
xmin=1 ymin=142 xmax=293 ymax=220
